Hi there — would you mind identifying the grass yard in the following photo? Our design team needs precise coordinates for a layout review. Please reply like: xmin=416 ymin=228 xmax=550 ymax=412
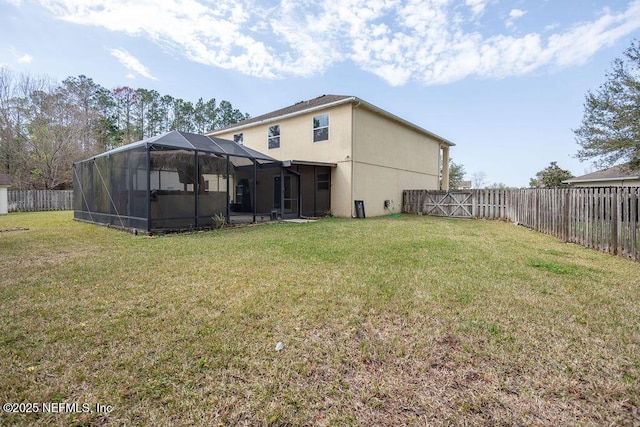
xmin=1 ymin=211 xmax=639 ymax=426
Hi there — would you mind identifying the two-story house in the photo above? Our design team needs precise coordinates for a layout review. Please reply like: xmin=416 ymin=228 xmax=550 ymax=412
xmin=209 ymin=94 xmax=455 ymax=218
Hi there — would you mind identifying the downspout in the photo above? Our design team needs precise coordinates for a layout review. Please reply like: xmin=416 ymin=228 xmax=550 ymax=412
xmin=351 ymin=100 xmax=361 ymax=217
xmin=441 ymin=144 xmax=450 ymax=191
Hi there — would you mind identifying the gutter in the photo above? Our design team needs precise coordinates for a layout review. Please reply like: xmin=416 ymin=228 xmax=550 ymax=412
xmin=351 ymin=99 xmax=360 ymax=217
xmin=563 ymin=176 xmax=640 ymax=184
xmin=281 ymin=160 xmax=337 ymax=168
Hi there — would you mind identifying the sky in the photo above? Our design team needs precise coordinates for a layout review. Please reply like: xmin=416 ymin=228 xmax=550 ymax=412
xmin=1 ymin=0 xmax=639 ymax=187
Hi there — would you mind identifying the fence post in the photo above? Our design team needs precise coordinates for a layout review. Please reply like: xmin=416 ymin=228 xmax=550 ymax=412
xmin=472 ymin=190 xmax=477 ymax=218
xmin=622 ymin=187 xmax=628 ymax=258
xmin=632 ymin=188 xmax=638 ymax=260
xmin=534 ymin=190 xmax=540 ymax=232
xmin=613 ymin=188 xmax=620 ymax=256
xmin=563 ymin=189 xmax=570 ymax=242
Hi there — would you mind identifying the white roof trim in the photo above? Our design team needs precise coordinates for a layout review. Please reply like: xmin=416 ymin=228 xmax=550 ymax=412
xmin=564 ymin=176 xmax=640 ymax=183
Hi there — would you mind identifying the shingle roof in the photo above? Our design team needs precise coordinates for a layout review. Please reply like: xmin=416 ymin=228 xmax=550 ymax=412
xmin=565 ymin=163 xmax=640 ymax=183
xmin=215 ymin=94 xmax=353 ymax=132
xmin=0 ymin=174 xmax=11 ymax=186
xmin=210 ymin=94 xmax=455 ymax=146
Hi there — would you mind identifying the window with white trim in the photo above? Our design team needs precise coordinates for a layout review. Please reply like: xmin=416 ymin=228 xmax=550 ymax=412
xmin=313 ymin=114 xmax=329 ymax=142
xmin=268 ymin=125 xmax=280 ymax=149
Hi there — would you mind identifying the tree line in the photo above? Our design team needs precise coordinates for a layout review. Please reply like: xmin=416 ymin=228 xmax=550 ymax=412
xmin=0 ymin=69 xmax=250 ymax=190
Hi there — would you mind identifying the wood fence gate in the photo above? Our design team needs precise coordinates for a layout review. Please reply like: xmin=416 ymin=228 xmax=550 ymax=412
xmin=420 ymin=191 xmax=473 ymax=218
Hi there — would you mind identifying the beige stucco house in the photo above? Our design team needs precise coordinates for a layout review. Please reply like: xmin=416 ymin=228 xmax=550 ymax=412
xmin=564 ymin=163 xmax=640 ymax=187
xmin=208 ymin=95 xmax=454 ymax=218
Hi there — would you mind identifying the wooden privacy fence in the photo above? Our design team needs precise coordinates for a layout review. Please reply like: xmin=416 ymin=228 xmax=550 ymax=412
xmin=403 ymin=188 xmax=640 ymax=261
xmin=8 ymin=190 xmax=74 ymax=212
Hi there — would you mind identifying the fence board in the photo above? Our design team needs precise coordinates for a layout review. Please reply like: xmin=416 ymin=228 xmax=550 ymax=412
xmin=403 ymin=187 xmax=640 ymax=262
xmin=8 ymin=190 xmax=74 ymax=212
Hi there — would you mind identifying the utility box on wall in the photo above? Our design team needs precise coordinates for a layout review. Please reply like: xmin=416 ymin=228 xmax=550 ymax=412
xmin=0 ymin=174 xmax=11 ymax=215
xmin=354 ymin=200 xmax=366 ymax=218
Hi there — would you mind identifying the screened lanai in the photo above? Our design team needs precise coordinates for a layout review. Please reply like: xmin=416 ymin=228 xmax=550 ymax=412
xmin=73 ymin=131 xmax=282 ymax=232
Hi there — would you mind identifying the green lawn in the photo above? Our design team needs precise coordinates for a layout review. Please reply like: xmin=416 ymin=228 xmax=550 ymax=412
xmin=1 ymin=211 xmax=639 ymax=426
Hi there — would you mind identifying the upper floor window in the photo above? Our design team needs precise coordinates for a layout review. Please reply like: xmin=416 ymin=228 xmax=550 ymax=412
xmin=233 ymin=133 xmax=243 ymax=145
xmin=268 ymin=125 xmax=280 ymax=149
xmin=313 ymin=114 xmax=329 ymax=142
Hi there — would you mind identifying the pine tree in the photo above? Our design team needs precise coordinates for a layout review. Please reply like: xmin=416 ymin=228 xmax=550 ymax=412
xmin=575 ymin=39 xmax=640 ymax=169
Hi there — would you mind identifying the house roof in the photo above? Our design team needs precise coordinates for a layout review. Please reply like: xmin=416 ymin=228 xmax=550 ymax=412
xmin=564 ymin=163 xmax=640 ymax=184
xmin=210 ymin=94 xmax=455 ymax=146
xmin=0 ymin=174 xmax=11 ymax=186
xmin=216 ymin=95 xmax=353 ymax=130
xmin=83 ymin=131 xmax=279 ymax=163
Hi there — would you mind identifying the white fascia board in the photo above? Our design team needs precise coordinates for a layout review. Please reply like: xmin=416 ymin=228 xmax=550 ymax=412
xmin=564 ymin=176 xmax=640 ymax=183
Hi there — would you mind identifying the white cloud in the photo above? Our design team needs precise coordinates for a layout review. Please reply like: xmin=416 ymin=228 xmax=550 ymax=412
xmin=466 ymin=0 xmax=491 ymax=17
xmin=31 ymin=0 xmax=640 ymax=86
xmin=17 ymin=53 xmax=33 ymax=63
xmin=110 ymin=48 xmax=157 ymax=80
xmin=509 ymin=9 xmax=526 ymax=19
xmin=10 ymin=47 xmax=33 ymax=64
xmin=505 ymin=8 xmax=526 ymax=29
